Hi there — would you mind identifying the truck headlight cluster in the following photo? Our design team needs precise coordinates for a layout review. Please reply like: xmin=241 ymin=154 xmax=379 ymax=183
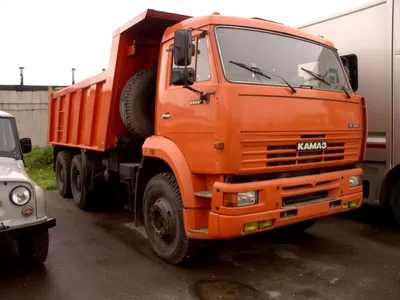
xmin=9 ymin=186 xmax=31 ymax=206
xmin=224 ymin=191 xmax=258 ymax=207
xmin=349 ymin=175 xmax=362 ymax=187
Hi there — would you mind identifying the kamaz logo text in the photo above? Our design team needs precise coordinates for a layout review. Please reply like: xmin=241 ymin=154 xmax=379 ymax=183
xmin=296 ymin=141 xmax=328 ymax=151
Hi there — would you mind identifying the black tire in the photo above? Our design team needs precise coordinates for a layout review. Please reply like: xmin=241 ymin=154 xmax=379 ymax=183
xmin=385 ymin=179 xmax=400 ymax=226
xmin=17 ymin=229 xmax=49 ymax=264
xmin=55 ymin=151 xmax=72 ymax=198
xmin=120 ymin=68 xmax=157 ymax=141
xmin=70 ymin=154 xmax=93 ymax=210
xmin=143 ymin=173 xmax=199 ymax=265
xmin=281 ymin=219 xmax=317 ymax=233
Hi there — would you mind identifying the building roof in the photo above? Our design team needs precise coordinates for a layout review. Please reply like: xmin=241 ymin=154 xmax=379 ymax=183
xmin=0 ymin=85 xmax=66 ymax=92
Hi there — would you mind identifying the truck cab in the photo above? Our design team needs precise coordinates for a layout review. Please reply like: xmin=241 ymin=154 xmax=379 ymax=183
xmin=0 ymin=110 xmax=55 ymax=264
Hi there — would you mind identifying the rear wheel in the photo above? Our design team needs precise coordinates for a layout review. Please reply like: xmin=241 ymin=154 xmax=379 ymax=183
xmin=55 ymin=151 xmax=72 ymax=198
xmin=143 ymin=173 xmax=200 ymax=265
xmin=70 ymin=154 xmax=93 ymax=210
xmin=17 ymin=229 xmax=49 ymax=264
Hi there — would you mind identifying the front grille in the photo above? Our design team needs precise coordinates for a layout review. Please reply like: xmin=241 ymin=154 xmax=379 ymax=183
xmin=240 ymin=131 xmax=360 ymax=172
xmin=266 ymin=145 xmax=296 ymax=166
xmin=283 ymin=190 xmax=329 ymax=206
xmin=266 ymin=142 xmax=346 ymax=166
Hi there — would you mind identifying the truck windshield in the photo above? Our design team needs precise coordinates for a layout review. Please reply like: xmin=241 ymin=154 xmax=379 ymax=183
xmin=215 ymin=26 xmax=350 ymax=93
xmin=0 ymin=118 xmax=19 ymax=159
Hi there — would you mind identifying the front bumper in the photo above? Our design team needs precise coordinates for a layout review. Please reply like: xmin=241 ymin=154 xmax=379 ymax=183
xmin=188 ymin=168 xmax=363 ymax=239
xmin=0 ymin=217 xmax=56 ymax=240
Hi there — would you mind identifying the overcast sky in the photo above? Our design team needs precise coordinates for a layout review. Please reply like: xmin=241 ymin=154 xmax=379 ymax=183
xmin=0 ymin=0 xmax=374 ymax=86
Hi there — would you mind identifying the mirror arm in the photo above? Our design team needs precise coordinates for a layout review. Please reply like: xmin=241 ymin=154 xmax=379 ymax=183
xmin=188 ymin=27 xmax=208 ymax=37
xmin=184 ymin=85 xmax=214 ymax=104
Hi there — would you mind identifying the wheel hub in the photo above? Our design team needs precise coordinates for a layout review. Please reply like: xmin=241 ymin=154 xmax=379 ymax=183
xmin=149 ymin=198 xmax=176 ymax=243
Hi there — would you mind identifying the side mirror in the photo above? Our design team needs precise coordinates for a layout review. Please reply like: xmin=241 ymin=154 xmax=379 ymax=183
xmin=173 ymin=29 xmax=193 ymax=66
xmin=20 ymin=138 xmax=32 ymax=154
xmin=341 ymin=54 xmax=358 ymax=92
xmin=171 ymin=68 xmax=195 ymax=86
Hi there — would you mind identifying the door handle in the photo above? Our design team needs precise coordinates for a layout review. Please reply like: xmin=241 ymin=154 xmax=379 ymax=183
xmin=161 ymin=113 xmax=171 ymax=119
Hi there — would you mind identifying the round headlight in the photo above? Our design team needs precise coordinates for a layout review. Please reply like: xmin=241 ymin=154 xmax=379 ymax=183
xmin=10 ymin=186 xmax=31 ymax=206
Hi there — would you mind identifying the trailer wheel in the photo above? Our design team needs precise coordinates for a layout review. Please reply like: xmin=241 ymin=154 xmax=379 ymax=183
xmin=17 ymin=229 xmax=49 ymax=264
xmin=55 ymin=151 xmax=72 ymax=198
xmin=70 ymin=154 xmax=93 ymax=210
xmin=143 ymin=172 xmax=199 ymax=265
xmin=386 ymin=179 xmax=400 ymax=225
xmin=120 ymin=68 xmax=157 ymax=141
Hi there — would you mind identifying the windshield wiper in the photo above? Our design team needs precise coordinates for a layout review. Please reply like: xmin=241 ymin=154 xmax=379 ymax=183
xmin=301 ymin=67 xmax=331 ymax=86
xmin=301 ymin=67 xmax=351 ymax=98
xmin=229 ymin=61 xmax=296 ymax=94
xmin=258 ymin=68 xmax=297 ymax=94
xmin=229 ymin=61 xmax=271 ymax=80
xmin=341 ymin=85 xmax=351 ymax=99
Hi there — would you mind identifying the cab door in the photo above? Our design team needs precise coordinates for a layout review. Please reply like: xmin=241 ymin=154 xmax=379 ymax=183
xmin=157 ymin=30 xmax=219 ymax=173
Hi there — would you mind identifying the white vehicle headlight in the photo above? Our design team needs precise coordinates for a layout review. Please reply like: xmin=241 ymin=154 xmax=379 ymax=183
xmin=237 ymin=191 xmax=258 ymax=206
xmin=10 ymin=186 xmax=31 ymax=206
xmin=349 ymin=175 xmax=362 ymax=187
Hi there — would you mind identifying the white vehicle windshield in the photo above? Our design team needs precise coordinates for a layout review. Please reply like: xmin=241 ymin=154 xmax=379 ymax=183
xmin=215 ymin=26 xmax=350 ymax=93
xmin=0 ymin=118 xmax=19 ymax=159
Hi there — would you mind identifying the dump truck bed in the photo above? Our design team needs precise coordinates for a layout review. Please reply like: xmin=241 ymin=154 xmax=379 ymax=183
xmin=47 ymin=9 xmax=190 ymax=151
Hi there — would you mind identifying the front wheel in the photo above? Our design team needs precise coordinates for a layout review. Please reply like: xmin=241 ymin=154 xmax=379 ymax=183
xmin=17 ymin=229 xmax=49 ymax=264
xmin=143 ymin=173 xmax=200 ymax=265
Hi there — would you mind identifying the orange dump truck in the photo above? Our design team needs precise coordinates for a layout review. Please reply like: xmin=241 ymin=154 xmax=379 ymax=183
xmin=48 ymin=9 xmax=366 ymax=264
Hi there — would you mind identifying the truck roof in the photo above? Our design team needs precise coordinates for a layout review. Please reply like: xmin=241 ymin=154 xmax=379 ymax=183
xmin=0 ymin=110 xmax=12 ymax=118
xmin=114 ymin=9 xmax=337 ymax=49
xmin=163 ymin=14 xmax=336 ymax=48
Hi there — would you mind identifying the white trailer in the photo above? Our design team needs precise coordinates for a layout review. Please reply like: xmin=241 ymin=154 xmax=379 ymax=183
xmin=298 ymin=0 xmax=400 ymax=223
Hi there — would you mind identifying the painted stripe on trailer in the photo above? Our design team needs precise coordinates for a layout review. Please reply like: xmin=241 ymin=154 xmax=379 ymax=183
xmin=368 ymin=132 xmax=386 ymax=137
xmin=366 ymin=143 xmax=386 ymax=149
xmin=367 ymin=137 xmax=386 ymax=144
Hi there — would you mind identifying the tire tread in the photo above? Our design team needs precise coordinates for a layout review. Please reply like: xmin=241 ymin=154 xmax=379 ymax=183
xmin=120 ymin=68 xmax=156 ymax=141
xmin=56 ymin=151 xmax=72 ymax=198
xmin=144 ymin=172 xmax=199 ymax=265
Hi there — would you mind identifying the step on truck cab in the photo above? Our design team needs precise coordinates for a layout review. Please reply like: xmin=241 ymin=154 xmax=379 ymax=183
xmin=0 ymin=110 xmax=56 ymax=264
xmin=48 ymin=9 xmax=366 ymax=265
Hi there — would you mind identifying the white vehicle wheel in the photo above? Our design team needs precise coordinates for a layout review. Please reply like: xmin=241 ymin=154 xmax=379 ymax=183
xmin=17 ymin=229 xmax=49 ymax=264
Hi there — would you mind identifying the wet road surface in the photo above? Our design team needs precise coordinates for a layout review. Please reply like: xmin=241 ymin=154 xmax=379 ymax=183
xmin=1 ymin=191 xmax=400 ymax=300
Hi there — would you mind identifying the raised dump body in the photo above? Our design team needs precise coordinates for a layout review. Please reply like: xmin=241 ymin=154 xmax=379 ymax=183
xmin=48 ymin=10 xmax=190 ymax=150
xmin=48 ymin=9 xmax=366 ymax=266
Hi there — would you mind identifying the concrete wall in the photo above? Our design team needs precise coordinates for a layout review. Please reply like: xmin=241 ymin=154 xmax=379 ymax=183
xmin=0 ymin=86 xmax=64 ymax=147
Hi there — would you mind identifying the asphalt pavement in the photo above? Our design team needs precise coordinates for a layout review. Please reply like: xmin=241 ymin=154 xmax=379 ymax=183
xmin=1 ymin=191 xmax=400 ymax=300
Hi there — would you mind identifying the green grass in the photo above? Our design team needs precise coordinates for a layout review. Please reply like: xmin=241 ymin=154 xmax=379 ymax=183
xmin=24 ymin=146 xmax=57 ymax=190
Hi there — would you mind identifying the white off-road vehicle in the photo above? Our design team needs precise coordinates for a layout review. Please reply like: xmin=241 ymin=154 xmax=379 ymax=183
xmin=0 ymin=110 xmax=55 ymax=264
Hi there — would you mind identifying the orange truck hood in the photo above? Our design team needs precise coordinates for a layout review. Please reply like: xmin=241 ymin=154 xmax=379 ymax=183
xmin=215 ymin=85 xmax=364 ymax=175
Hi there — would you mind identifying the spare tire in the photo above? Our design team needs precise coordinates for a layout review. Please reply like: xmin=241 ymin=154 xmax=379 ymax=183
xmin=120 ymin=68 xmax=157 ymax=140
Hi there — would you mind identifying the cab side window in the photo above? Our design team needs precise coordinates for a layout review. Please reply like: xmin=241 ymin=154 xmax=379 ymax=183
xmin=195 ymin=37 xmax=211 ymax=82
xmin=170 ymin=36 xmax=211 ymax=85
